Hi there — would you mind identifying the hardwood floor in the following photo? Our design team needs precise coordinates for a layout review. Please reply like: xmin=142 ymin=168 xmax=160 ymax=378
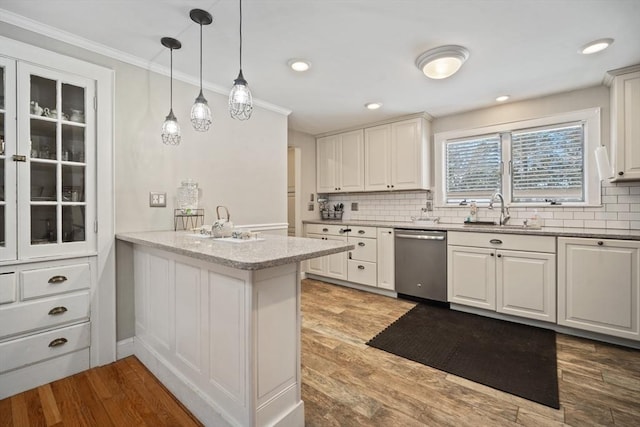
xmin=0 ymin=356 xmax=203 ymax=427
xmin=3 ymin=278 xmax=639 ymax=426
xmin=301 ymin=278 xmax=640 ymax=426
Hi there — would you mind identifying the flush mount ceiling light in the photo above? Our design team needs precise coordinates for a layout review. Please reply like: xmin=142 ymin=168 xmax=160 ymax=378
xmin=288 ymin=59 xmax=311 ymax=72
xmin=160 ymin=37 xmax=182 ymax=145
xmin=189 ymin=8 xmax=213 ymax=132
xmin=496 ymin=95 xmax=510 ymax=102
xmin=365 ymin=102 xmax=383 ymax=110
xmin=415 ymin=45 xmax=469 ymax=79
xmin=229 ymin=0 xmax=253 ymax=120
xmin=579 ymin=38 xmax=614 ymax=54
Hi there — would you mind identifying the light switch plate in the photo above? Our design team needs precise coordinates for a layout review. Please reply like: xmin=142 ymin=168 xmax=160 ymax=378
xmin=149 ymin=191 xmax=166 ymax=207
xmin=351 ymin=202 xmax=359 ymax=211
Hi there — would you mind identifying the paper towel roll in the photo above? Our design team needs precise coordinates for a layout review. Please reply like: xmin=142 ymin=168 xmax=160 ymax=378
xmin=595 ymin=145 xmax=613 ymax=180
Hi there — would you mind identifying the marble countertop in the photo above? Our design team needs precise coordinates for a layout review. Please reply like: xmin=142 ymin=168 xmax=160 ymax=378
xmin=116 ymin=231 xmax=354 ymax=271
xmin=303 ymin=219 xmax=640 ymax=241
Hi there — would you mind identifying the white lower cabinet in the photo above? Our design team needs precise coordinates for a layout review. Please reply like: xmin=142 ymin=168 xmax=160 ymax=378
xmin=448 ymin=232 xmax=556 ymax=323
xmin=558 ymin=237 xmax=640 ymax=341
xmin=305 ymin=224 xmax=395 ymax=291
xmin=377 ymin=228 xmax=395 ymax=290
xmin=0 ymin=257 xmax=94 ymax=399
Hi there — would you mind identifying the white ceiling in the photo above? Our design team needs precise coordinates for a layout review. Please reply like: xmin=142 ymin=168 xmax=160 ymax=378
xmin=1 ymin=0 xmax=639 ymax=135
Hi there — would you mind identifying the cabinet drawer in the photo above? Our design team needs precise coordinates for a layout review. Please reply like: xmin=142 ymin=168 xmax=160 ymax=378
xmin=448 ymin=231 xmax=555 ymax=253
xmin=305 ymin=224 xmax=347 ymax=236
xmin=349 ymin=226 xmax=377 ymax=238
xmin=349 ymin=237 xmax=377 ymax=262
xmin=0 ymin=322 xmax=90 ymax=374
xmin=0 ymin=273 xmax=16 ymax=305
xmin=21 ymin=263 xmax=91 ymax=300
xmin=348 ymin=260 xmax=377 ymax=286
xmin=0 ymin=291 xmax=90 ymax=340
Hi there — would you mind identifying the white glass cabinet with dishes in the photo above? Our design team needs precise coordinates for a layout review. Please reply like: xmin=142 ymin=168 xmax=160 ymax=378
xmin=1 ymin=60 xmax=95 ymax=261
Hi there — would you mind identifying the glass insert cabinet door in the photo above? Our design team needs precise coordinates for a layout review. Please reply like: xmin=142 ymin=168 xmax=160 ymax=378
xmin=16 ymin=62 xmax=96 ymax=259
xmin=0 ymin=56 xmax=17 ymax=261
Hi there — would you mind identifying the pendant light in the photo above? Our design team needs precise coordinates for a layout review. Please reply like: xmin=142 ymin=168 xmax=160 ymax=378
xmin=229 ymin=0 xmax=253 ymax=120
xmin=161 ymin=37 xmax=182 ymax=145
xmin=189 ymin=9 xmax=213 ymax=132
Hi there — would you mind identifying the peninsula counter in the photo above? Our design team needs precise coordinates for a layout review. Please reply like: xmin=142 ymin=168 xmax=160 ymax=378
xmin=116 ymin=231 xmax=353 ymax=427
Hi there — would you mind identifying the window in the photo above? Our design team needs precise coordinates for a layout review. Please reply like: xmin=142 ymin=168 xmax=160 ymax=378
xmin=435 ymin=108 xmax=601 ymax=207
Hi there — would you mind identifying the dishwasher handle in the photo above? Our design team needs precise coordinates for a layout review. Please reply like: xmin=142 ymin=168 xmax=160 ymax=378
xmin=395 ymin=233 xmax=445 ymax=241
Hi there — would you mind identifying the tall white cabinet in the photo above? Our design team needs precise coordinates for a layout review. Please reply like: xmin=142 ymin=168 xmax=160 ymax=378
xmin=316 ymin=130 xmax=364 ymax=193
xmin=0 ymin=37 xmax=114 ymax=399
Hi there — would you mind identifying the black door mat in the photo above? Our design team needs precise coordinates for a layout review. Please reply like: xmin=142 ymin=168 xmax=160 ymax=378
xmin=366 ymin=303 xmax=560 ymax=409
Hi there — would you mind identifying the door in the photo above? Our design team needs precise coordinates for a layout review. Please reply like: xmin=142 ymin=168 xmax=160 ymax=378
xmin=612 ymin=71 xmax=640 ymax=180
xmin=364 ymin=125 xmax=390 ymax=191
xmin=558 ymin=237 xmax=640 ymax=340
xmin=0 ymin=56 xmax=17 ymax=261
xmin=377 ymin=228 xmax=394 ymax=290
xmin=316 ymin=135 xmax=338 ymax=193
xmin=17 ymin=62 xmax=96 ymax=259
xmin=447 ymin=245 xmax=496 ymax=310
xmin=497 ymin=249 xmax=556 ymax=322
xmin=391 ymin=118 xmax=424 ymax=190
xmin=338 ymin=130 xmax=364 ymax=192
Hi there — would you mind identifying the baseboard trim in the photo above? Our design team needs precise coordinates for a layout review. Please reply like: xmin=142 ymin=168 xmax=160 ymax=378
xmin=116 ymin=337 xmax=135 ymax=359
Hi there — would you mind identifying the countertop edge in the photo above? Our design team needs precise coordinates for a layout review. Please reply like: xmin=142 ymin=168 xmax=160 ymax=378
xmin=302 ymin=220 xmax=640 ymax=241
xmin=116 ymin=233 xmax=355 ymax=271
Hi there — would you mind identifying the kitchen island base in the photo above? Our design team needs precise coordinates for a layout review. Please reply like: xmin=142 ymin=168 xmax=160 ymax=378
xmin=132 ymin=245 xmax=304 ymax=427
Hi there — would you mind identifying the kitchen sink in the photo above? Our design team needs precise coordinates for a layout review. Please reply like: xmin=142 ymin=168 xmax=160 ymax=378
xmin=463 ymin=221 xmax=541 ymax=230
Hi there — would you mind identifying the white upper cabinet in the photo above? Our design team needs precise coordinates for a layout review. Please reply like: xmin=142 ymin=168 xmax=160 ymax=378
xmin=609 ymin=66 xmax=640 ymax=181
xmin=364 ymin=117 xmax=430 ymax=191
xmin=316 ymin=130 xmax=364 ymax=193
xmin=0 ymin=56 xmax=17 ymax=262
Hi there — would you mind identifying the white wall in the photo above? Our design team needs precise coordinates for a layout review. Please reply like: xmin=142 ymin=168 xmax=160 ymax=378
xmin=0 ymin=23 xmax=289 ymax=341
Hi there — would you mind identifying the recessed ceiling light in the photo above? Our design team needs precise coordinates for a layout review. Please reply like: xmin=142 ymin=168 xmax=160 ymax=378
xmin=415 ymin=45 xmax=469 ymax=79
xmin=579 ymin=38 xmax=614 ymax=55
xmin=496 ymin=95 xmax=510 ymax=102
xmin=288 ymin=59 xmax=311 ymax=72
xmin=365 ymin=102 xmax=383 ymax=110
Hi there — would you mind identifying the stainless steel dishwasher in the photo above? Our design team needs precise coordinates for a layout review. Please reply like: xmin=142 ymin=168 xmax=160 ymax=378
xmin=394 ymin=229 xmax=447 ymax=302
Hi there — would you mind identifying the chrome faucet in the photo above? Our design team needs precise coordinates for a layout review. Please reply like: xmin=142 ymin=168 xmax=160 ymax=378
xmin=488 ymin=192 xmax=511 ymax=225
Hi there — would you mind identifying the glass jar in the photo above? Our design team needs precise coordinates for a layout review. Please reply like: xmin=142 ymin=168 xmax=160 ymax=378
xmin=177 ymin=179 xmax=199 ymax=214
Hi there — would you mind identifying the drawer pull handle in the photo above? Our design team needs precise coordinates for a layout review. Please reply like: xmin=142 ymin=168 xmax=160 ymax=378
xmin=489 ymin=239 xmax=503 ymax=245
xmin=48 ymin=275 xmax=68 ymax=284
xmin=322 ymin=228 xmax=329 ymax=232
xmin=358 ymin=230 xmax=365 ymax=234
xmin=358 ymin=265 xmax=365 ymax=270
xmin=48 ymin=338 xmax=68 ymax=348
xmin=48 ymin=306 xmax=68 ymax=316
xmin=358 ymin=242 xmax=365 ymax=247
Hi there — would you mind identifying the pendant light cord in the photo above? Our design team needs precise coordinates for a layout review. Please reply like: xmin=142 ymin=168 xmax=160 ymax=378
xmin=239 ymin=0 xmax=243 ymax=71
xmin=170 ymin=47 xmax=174 ymax=110
xmin=199 ymin=22 xmax=203 ymax=90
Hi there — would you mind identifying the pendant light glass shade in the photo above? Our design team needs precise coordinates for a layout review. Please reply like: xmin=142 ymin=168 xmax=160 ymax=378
xmin=229 ymin=0 xmax=253 ymax=120
xmin=160 ymin=37 xmax=182 ymax=145
xmin=190 ymin=9 xmax=213 ymax=131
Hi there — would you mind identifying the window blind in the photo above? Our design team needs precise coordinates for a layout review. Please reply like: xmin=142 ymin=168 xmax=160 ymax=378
xmin=445 ymin=135 xmax=501 ymax=202
xmin=511 ymin=123 xmax=584 ymax=202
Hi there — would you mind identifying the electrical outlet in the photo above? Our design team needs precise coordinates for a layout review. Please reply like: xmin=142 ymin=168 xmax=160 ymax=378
xmin=149 ymin=191 xmax=167 ymax=207
xmin=351 ymin=202 xmax=359 ymax=211
xmin=308 ymin=203 xmax=315 ymax=211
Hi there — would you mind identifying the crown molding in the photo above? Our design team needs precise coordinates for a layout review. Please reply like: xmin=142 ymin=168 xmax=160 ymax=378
xmin=0 ymin=8 xmax=292 ymax=116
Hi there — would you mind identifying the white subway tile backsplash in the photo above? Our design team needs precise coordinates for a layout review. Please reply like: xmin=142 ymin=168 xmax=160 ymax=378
xmin=325 ymin=182 xmax=640 ymax=230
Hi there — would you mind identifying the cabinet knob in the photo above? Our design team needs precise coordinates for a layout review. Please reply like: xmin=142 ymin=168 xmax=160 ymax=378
xmin=358 ymin=230 xmax=365 ymax=234
xmin=358 ymin=242 xmax=365 ymax=247
xmin=391 ymin=185 xmax=394 ymax=188
xmin=387 ymin=231 xmax=392 ymax=234
xmin=618 ymin=171 xmax=624 ymax=176
xmin=48 ymin=275 xmax=68 ymax=284
xmin=497 ymin=254 xmax=502 ymax=258
xmin=48 ymin=338 xmax=68 ymax=348
xmin=358 ymin=265 xmax=365 ymax=270
xmin=490 ymin=253 xmax=495 ymax=257
xmin=597 ymin=241 xmax=604 ymax=246
xmin=48 ymin=306 xmax=68 ymax=316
